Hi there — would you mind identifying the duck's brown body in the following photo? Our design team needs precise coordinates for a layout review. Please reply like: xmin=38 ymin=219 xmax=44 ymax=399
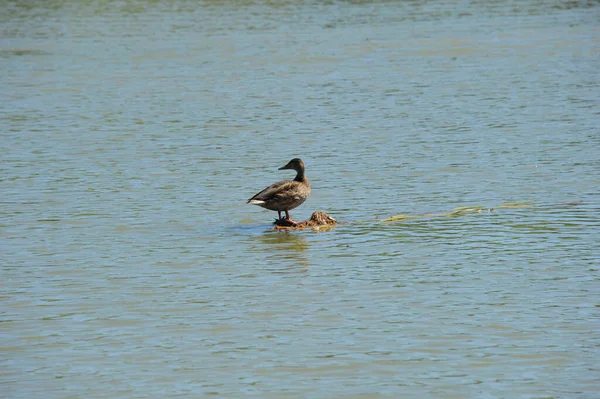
xmin=247 ymin=158 xmax=311 ymax=222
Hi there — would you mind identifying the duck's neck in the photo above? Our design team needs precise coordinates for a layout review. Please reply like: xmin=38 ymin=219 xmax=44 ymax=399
xmin=294 ymin=169 xmax=306 ymax=183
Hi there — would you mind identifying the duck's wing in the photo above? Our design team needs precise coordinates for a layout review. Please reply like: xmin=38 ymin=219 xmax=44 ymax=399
xmin=247 ymin=180 xmax=295 ymax=203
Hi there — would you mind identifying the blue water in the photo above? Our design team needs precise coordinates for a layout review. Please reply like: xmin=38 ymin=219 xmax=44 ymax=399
xmin=2 ymin=1 xmax=599 ymax=398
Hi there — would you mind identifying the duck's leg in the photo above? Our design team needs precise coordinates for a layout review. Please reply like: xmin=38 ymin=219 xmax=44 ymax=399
xmin=278 ymin=210 xmax=283 ymax=220
xmin=284 ymin=211 xmax=299 ymax=225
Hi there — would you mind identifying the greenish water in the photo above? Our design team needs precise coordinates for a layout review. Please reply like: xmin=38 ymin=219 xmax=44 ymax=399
xmin=2 ymin=1 xmax=599 ymax=398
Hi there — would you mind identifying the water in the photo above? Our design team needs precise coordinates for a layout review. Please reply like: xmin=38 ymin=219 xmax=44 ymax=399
xmin=2 ymin=1 xmax=599 ymax=398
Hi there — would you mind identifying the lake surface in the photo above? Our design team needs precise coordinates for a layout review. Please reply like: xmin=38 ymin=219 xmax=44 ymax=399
xmin=2 ymin=0 xmax=599 ymax=398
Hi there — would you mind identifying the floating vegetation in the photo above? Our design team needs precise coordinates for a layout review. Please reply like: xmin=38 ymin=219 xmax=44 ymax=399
xmin=273 ymin=211 xmax=337 ymax=231
xmin=447 ymin=206 xmax=487 ymax=217
xmin=0 ymin=49 xmax=50 ymax=57
xmin=383 ymin=201 xmax=533 ymax=223
xmin=269 ymin=201 xmax=538 ymax=229
xmin=495 ymin=201 xmax=533 ymax=209
xmin=380 ymin=214 xmax=419 ymax=222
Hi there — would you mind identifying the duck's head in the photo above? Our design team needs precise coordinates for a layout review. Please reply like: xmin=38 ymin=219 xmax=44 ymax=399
xmin=279 ymin=158 xmax=305 ymax=172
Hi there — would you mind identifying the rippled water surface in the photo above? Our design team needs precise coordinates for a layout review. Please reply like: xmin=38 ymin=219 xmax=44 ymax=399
xmin=2 ymin=0 xmax=599 ymax=398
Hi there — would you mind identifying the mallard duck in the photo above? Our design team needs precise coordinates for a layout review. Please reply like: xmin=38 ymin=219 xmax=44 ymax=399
xmin=247 ymin=158 xmax=311 ymax=222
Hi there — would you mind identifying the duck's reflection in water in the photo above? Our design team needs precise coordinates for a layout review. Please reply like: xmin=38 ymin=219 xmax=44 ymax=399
xmin=254 ymin=231 xmax=310 ymax=269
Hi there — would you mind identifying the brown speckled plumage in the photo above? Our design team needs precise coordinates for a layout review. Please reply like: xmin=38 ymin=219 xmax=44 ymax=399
xmin=247 ymin=158 xmax=311 ymax=222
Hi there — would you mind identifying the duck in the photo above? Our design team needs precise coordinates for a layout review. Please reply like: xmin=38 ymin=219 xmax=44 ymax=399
xmin=247 ymin=158 xmax=311 ymax=223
